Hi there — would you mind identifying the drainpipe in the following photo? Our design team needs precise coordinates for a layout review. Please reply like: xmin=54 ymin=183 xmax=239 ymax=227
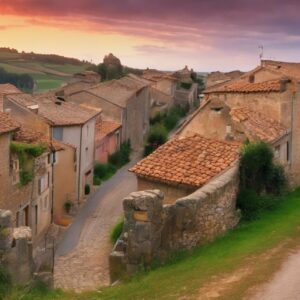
xmin=290 ymin=91 xmax=296 ymax=167
xmin=51 ymin=150 xmax=54 ymax=223
xmin=77 ymin=125 xmax=83 ymax=205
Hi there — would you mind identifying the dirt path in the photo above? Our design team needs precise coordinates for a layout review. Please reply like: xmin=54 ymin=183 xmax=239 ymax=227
xmin=53 ymin=159 xmax=138 ymax=292
xmin=249 ymin=247 xmax=300 ymax=300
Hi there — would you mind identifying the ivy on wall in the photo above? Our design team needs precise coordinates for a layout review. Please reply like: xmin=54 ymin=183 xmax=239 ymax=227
xmin=10 ymin=142 xmax=45 ymax=186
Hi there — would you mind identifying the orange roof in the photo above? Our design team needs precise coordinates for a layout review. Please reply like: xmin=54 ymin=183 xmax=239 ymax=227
xmin=14 ymin=126 xmax=65 ymax=151
xmin=205 ymin=79 xmax=281 ymax=94
xmin=96 ymin=120 xmax=121 ymax=140
xmin=130 ymin=135 xmax=240 ymax=188
xmin=0 ymin=83 xmax=21 ymax=94
xmin=0 ymin=112 xmax=19 ymax=135
xmin=230 ymin=107 xmax=288 ymax=143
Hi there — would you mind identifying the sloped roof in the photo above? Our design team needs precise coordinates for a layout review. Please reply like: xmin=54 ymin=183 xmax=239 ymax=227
xmin=85 ymin=75 xmax=148 ymax=108
xmin=0 ymin=83 xmax=21 ymax=94
xmin=230 ymin=107 xmax=288 ymax=143
xmin=261 ymin=60 xmax=300 ymax=81
xmin=204 ymin=79 xmax=282 ymax=94
xmin=96 ymin=120 xmax=121 ymax=140
xmin=130 ymin=134 xmax=240 ymax=188
xmin=6 ymin=93 xmax=101 ymax=126
xmin=0 ymin=111 xmax=20 ymax=135
xmin=14 ymin=126 xmax=66 ymax=151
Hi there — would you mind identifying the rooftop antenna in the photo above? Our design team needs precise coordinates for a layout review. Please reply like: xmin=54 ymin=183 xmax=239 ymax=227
xmin=259 ymin=45 xmax=264 ymax=63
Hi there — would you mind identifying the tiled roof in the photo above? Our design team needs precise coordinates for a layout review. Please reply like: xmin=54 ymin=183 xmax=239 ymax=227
xmin=0 ymin=83 xmax=21 ymax=94
xmin=261 ymin=60 xmax=300 ymax=81
xmin=230 ymin=107 xmax=288 ymax=143
xmin=204 ymin=79 xmax=282 ymax=94
xmin=85 ymin=75 xmax=148 ymax=108
xmin=0 ymin=112 xmax=20 ymax=134
xmin=14 ymin=126 xmax=65 ymax=151
xmin=96 ymin=119 xmax=121 ymax=140
xmin=6 ymin=93 xmax=101 ymax=126
xmin=130 ymin=134 xmax=240 ymax=188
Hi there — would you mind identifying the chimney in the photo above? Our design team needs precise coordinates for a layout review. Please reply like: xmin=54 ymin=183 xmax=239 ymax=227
xmin=27 ymin=104 xmax=39 ymax=114
xmin=226 ymin=125 xmax=232 ymax=135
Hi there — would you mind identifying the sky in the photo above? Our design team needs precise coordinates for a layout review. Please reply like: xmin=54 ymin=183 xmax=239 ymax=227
xmin=0 ymin=0 xmax=300 ymax=72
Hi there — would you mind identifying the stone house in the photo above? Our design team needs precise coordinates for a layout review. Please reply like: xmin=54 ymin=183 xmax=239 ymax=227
xmin=66 ymin=75 xmax=150 ymax=150
xmin=0 ymin=83 xmax=21 ymax=112
xmin=199 ymin=60 xmax=300 ymax=184
xmin=176 ymin=97 xmax=290 ymax=168
xmin=130 ymin=134 xmax=240 ymax=204
xmin=95 ymin=119 xmax=121 ymax=163
xmin=0 ymin=112 xmax=61 ymax=240
xmin=174 ymin=82 xmax=198 ymax=108
xmin=3 ymin=93 xmax=100 ymax=201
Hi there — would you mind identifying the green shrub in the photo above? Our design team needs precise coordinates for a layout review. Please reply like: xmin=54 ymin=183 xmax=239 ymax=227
xmin=150 ymin=112 xmax=165 ymax=125
xmin=144 ymin=124 xmax=168 ymax=156
xmin=84 ymin=184 xmax=90 ymax=195
xmin=180 ymin=81 xmax=192 ymax=90
xmin=237 ymin=189 xmax=281 ymax=221
xmin=0 ymin=265 xmax=11 ymax=297
xmin=20 ymin=170 xmax=33 ymax=186
xmin=108 ymin=141 xmax=131 ymax=168
xmin=238 ymin=141 xmax=287 ymax=220
xmin=63 ymin=200 xmax=72 ymax=214
xmin=94 ymin=163 xmax=117 ymax=179
xmin=93 ymin=177 xmax=101 ymax=186
xmin=111 ymin=218 xmax=124 ymax=244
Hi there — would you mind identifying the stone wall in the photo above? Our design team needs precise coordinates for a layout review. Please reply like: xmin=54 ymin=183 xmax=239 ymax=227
xmin=109 ymin=165 xmax=240 ymax=282
xmin=0 ymin=210 xmax=34 ymax=285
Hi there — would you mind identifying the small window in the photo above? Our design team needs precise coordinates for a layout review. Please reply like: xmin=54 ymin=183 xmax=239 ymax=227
xmin=249 ymin=75 xmax=255 ymax=83
xmin=38 ymin=173 xmax=49 ymax=195
xmin=53 ymin=127 xmax=63 ymax=141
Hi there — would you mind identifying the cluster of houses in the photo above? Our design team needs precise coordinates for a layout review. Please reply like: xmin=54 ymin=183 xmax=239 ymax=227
xmin=130 ymin=59 xmax=300 ymax=203
xmin=0 ymin=66 xmax=198 ymax=243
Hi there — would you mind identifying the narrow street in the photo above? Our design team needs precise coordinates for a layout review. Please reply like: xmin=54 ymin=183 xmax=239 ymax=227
xmin=53 ymin=157 xmax=138 ymax=292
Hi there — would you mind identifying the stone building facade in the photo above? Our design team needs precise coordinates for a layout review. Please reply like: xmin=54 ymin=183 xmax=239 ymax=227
xmin=110 ymin=165 xmax=240 ymax=282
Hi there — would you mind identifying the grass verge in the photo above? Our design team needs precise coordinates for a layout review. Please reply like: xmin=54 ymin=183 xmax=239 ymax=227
xmin=4 ymin=188 xmax=300 ymax=300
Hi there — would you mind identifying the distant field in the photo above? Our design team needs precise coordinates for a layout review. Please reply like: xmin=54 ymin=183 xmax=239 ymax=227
xmin=0 ymin=51 xmax=90 ymax=92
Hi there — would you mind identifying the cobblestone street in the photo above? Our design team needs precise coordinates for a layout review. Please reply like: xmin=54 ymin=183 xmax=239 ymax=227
xmin=54 ymin=159 xmax=138 ymax=292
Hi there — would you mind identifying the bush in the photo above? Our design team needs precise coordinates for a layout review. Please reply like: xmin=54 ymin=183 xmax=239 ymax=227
xmin=93 ymin=177 xmax=101 ymax=186
xmin=84 ymin=184 xmax=90 ymax=195
xmin=150 ymin=112 xmax=165 ymax=125
xmin=63 ymin=200 xmax=72 ymax=214
xmin=238 ymin=141 xmax=287 ymax=220
xmin=94 ymin=163 xmax=117 ymax=180
xmin=237 ymin=189 xmax=281 ymax=221
xmin=111 ymin=218 xmax=124 ymax=244
xmin=144 ymin=124 xmax=168 ymax=156
xmin=0 ymin=266 xmax=11 ymax=297
xmin=20 ymin=170 xmax=33 ymax=186
xmin=180 ymin=81 xmax=192 ymax=90
xmin=108 ymin=141 xmax=131 ymax=168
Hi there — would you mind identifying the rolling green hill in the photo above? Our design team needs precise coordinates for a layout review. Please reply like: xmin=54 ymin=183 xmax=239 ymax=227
xmin=0 ymin=49 xmax=92 ymax=92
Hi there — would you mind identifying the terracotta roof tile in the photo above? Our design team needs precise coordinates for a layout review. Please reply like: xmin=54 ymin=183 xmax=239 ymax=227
xmin=0 ymin=83 xmax=21 ymax=94
xmin=14 ymin=126 xmax=66 ymax=151
xmin=96 ymin=119 xmax=121 ymax=140
xmin=0 ymin=112 xmax=19 ymax=134
xmin=6 ymin=93 xmax=101 ymax=126
xmin=205 ymin=79 xmax=281 ymax=94
xmin=130 ymin=135 xmax=240 ymax=188
xmin=230 ymin=107 xmax=288 ymax=143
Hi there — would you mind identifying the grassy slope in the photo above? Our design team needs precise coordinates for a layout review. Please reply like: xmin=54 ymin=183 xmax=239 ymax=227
xmin=0 ymin=51 xmax=89 ymax=92
xmin=4 ymin=188 xmax=300 ymax=300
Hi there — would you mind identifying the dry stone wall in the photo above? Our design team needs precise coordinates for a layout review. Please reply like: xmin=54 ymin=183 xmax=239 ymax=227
xmin=110 ymin=165 xmax=240 ymax=283
xmin=0 ymin=209 xmax=34 ymax=285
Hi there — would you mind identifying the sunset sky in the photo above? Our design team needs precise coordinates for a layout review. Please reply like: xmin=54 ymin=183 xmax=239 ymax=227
xmin=1 ymin=0 xmax=300 ymax=71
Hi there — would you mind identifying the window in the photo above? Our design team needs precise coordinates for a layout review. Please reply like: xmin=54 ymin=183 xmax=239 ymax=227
xmin=38 ymin=172 xmax=49 ymax=195
xmin=11 ymin=159 xmax=20 ymax=184
xmin=53 ymin=127 xmax=63 ymax=141
xmin=287 ymin=141 xmax=290 ymax=162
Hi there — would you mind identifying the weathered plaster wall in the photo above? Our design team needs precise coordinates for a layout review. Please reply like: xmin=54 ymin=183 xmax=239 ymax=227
xmin=110 ymin=165 xmax=240 ymax=282
xmin=53 ymin=146 xmax=77 ymax=222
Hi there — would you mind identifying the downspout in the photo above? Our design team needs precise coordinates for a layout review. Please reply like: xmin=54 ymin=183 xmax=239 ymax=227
xmin=77 ymin=125 xmax=83 ymax=205
xmin=51 ymin=150 xmax=54 ymax=223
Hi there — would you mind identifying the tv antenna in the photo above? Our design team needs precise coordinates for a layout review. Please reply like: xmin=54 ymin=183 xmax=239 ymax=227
xmin=258 ymin=45 xmax=264 ymax=62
